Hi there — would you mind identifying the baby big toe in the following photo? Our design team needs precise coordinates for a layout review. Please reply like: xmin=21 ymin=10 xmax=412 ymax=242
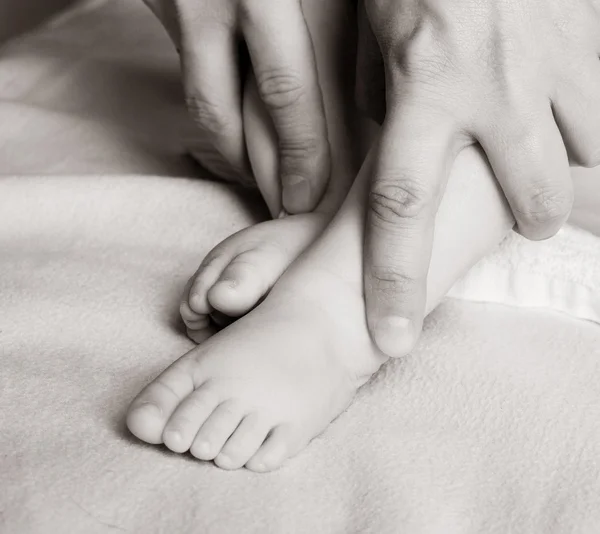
xmin=189 ymin=400 xmax=246 ymax=461
xmin=126 ymin=361 xmax=197 ymax=445
xmin=207 ymin=254 xmax=268 ymax=317
xmin=125 ymin=402 xmax=167 ymax=445
xmin=214 ymin=414 xmax=271 ymax=470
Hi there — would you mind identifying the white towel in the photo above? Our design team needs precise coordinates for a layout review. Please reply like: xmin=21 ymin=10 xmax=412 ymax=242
xmin=450 ymin=224 xmax=600 ymax=324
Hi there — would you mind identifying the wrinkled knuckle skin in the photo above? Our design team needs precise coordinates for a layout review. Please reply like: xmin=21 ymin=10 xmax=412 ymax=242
xmin=185 ymin=94 xmax=231 ymax=134
xmin=184 ymin=95 xmax=244 ymax=179
xmin=369 ymin=178 xmax=431 ymax=225
xmin=369 ymin=265 xmax=419 ymax=299
xmin=517 ymin=184 xmax=573 ymax=229
xmin=280 ymin=135 xmax=323 ymax=166
xmin=255 ymin=69 xmax=305 ymax=111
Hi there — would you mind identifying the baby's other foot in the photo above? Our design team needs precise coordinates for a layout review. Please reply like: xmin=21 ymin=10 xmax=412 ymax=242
xmin=181 ymin=213 xmax=326 ymax=343
xmin=129 ymin=262 xmax=385 ymax=471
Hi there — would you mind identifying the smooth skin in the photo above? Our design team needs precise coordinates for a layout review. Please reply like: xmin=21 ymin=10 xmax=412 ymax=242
xmin=127 ymin=0 xmax=514 ymax=472
xmin=356 ymin=0 xmax=600 ymax=357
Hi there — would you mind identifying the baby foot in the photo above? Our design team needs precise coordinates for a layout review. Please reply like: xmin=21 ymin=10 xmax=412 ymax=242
xmin=128 ymin=257 xmax=386 ymax=471
xmin=180 ymin=212 xmax=327 ymax=343
xmin=180 ymin=0 xmax=363 ymax=343
xmin=128 ymin=139 xmax=513 ymax=472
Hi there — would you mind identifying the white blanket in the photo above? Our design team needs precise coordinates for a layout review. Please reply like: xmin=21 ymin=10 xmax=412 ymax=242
xmin=2 ymin=2 xmax=600 ymax=533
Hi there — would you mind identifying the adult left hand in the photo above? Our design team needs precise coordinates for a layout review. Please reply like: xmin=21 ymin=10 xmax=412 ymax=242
xmin=356 ymin=0 xmax=600 ymax=357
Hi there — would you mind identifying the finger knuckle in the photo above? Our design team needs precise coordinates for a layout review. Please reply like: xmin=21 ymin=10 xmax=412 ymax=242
xmin=185 ymin=94 xmax=232 ymax=134
xmin=517 ymin=183 xmax=573 ymax=227
xmin=255 ymin=68 xmax=306 ymax=111
xmin=386 ymin=18 xmax=451 ymax=77
xmin=369 ymin=177 xmax=432 ymax=225
xmin=280 ymin=134 xmax=324 ymax=166
xmin=370 ymin=265 xmax=418 ymax=297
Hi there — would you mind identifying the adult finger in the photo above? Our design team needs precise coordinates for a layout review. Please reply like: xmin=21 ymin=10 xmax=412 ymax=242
xmin=479 ymin=103 xmax=573 ymax=241
xmin=241 ymin=0 xmax=330 ymax=214
xmin=552 ymin=55 xmax=600 ymax=168
xmin=365 ymin=101 xmax=457 ymax=358
xmin=179 ymin=6 xmax=248 ymax=182
xmin=142 ymin=0 xmax=181 ymax=47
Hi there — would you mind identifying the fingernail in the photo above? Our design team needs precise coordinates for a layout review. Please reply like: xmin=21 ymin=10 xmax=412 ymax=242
xmin=282 ymin=175 xmax=311 ymax=213
xmin=278 ymin=209 xmax=289 ymax=219
xmin=373 ymin=316 xmax=415 ymax=358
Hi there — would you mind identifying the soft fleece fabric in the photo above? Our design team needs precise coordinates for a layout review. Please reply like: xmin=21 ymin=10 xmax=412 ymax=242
xmin=1 ymin=2 xmax=600 ymax=533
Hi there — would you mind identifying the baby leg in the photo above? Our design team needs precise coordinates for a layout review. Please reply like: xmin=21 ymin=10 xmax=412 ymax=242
xmin=181 ymin=0 xmax=362 ymax=342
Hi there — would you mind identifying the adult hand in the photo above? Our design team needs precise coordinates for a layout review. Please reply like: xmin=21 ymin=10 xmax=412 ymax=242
xmin=142 ymin=0 xmax=330 ymax=214
xmin=356 ymin=0 xmax=600 ymax=357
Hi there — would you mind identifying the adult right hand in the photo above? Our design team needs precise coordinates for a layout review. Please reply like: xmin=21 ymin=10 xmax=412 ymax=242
xmin=354 ymin=0 xmax=600 ymax=358
xmin=143 ymin=0 xmax=331 ymax=214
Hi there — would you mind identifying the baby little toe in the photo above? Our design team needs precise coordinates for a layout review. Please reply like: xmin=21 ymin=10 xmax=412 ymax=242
xmin=245 ymin=425 xmax=298 ymax=472
xmin=180 ymin=300 xmax=204 ymax=325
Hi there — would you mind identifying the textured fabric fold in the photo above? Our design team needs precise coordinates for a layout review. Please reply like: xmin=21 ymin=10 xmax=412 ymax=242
xmin=449 ymin=225 xmax=600 ymax=324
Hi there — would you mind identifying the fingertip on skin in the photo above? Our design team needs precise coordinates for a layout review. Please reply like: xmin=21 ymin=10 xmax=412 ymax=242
xmin=371 ymin=316 xmax=418 ymax=358
xmin=280 ymin=141 xmax=331 ymax=215
xmin=282 ymin=175 xmax=311 ymax=214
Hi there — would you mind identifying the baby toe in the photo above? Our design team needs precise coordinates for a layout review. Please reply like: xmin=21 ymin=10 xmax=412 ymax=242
xmin=180 ymin=300 xmax=203 ymax=324
xmin=126 ymin=358 xmax=196 ymax=445
xmin=190 ymin=400 xmax=246 ymax=461
xmin=162 ymin=385 xmax=221 ymax=453
xmin=180 ymin=300 xmax=210 ymax=332
xmin=208 ymin=251 xmax=269 ymax=317
xmin=188 ymin=256 xmax=229 ymax=315
xmin=213 ymin=414 xmax=271 ymax=470
xmin=245 ymin=425 xmax=297 ymax=473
